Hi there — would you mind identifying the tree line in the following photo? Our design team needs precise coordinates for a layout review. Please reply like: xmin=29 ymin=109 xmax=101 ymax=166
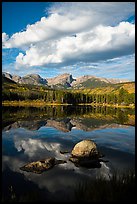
xmin=2 ymin=87 xmax=135 ymax=105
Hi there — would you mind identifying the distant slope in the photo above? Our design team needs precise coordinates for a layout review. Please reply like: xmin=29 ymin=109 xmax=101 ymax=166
xmin=71 ymin=75 xmax=129 ymax=89
xmin=2 ymin=73 xmax=48 ymax=86
xmin=71 ymin=77 xmax=110 ymax=89
xmin=2 ymin=72 xmax=13 ymax=81
xmin=2 ymin=73 xmax=135 ymax=107
xmin=120 ymin=82 xmax=135 ymax=93
xmin=2 ymin=72 xmax=131 ymax=89
xmin=71 ymin=81 xmax=135 ymax=95
xmin=2 ymin=75 xmax=17 ymax=84
xmin=21 ymin=74 xmax=48 ymax=85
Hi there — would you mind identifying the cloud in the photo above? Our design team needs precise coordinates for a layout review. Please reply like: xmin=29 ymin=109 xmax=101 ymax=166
xmin=2 ymin=2 xmax=135 ymax=79
xmin=2 ymin=32 xmax=9 ymax=48
xmin=2 ymin=2 xmax=134 ymax=49
xmin=93 ymin=54 xmax=135 ymax=80
xmin=14 ymin=138 xmax=62 ymax=159
xmin=48 ymin=2 xmax=134 ymax=27
xmin=2 ymin=14 xmax=92 ymax=49
xmin=15 ymin=21 xmax=135 ymax=67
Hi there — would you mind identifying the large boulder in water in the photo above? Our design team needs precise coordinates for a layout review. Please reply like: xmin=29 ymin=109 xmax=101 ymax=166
xmin=71 ymin=139 xmax=98 ymax=158
xmin=69 ymin=140 xmax=102 ymax=167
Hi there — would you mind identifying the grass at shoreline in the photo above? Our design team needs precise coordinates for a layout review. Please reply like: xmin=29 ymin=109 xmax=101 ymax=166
xmin=75 ymin=170 xmax=135 ymax=202
xmin=2 ymin=170 xmax=135 ymax=202
xmin=2 ymin=100 xmax=135 ymax=108
xmin=2 ymin=100 xmax=69 ymax=107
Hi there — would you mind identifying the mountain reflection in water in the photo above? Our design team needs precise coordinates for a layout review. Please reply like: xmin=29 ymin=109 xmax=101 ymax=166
xmin=2 ymin=105 xmax=135 ymax=202
xmin=2 ymin=105 xmax=135 ymax=131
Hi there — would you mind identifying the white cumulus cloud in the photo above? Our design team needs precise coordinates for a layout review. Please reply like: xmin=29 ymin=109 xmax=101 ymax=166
xmin=2 ymin=2 xmax=135 ymax=79
xmin=2 ymin=2 xmax=134 ymax=49
xmin=2 ymin=32 xmax=9 ymax=48
xmin=15 ymin=21 xmax=135 ymax=67
xmin=2 ymin=14 xmax=91 ymax=49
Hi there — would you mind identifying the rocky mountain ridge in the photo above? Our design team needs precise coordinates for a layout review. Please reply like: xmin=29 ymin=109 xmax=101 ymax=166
xmin=2 ymin=72 xmax=130 ymax=89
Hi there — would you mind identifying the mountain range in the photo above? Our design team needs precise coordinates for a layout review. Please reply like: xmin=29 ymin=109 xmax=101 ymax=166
xmin=2 ymin=72 xmax=130 ymax=89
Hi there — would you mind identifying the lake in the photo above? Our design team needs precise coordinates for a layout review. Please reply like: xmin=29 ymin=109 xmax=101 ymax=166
xmin=2 ymin=105 xmax=135 ymax=202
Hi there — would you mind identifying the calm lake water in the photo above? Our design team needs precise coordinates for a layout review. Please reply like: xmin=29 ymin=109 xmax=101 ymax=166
xmin=2 ymin=105 xmax=135 ymax=202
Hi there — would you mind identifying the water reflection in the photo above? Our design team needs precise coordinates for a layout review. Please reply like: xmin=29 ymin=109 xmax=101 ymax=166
xmin=2 ymin=105 xmax=135 ymax=131
xmin=2 ymin=105 xmax=135 ymax=202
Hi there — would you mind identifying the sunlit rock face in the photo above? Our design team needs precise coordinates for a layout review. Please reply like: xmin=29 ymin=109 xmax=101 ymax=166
xmin=47 ymin=73 xmax=74 ymax=86
xmin=69 ymin=140 xmax=102 ymax=168
xmin=2 ymin=72 xmax=130 ymax=89
xmin=71 ymin=140 xmax=98 ymax=158
xmin=20 ymin=157 xmax=56 ymax=174
xmin=20 ymin=157 xmax=67 ymax=174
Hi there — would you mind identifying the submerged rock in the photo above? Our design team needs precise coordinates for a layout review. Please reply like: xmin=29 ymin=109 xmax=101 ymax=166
xmin=69 ymin=156 xmax=102 ymax=168
xmin=20 ymin=157 xmax=66 ymax=174
xmin=60 ymin=150 xmax=70 ymax=154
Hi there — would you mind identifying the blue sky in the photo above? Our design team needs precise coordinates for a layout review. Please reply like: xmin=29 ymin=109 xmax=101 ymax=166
xmin=2 ymin=2 xmax=52 ymax=35
xmin=2 ymin=2 xmax=135 ymax=81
